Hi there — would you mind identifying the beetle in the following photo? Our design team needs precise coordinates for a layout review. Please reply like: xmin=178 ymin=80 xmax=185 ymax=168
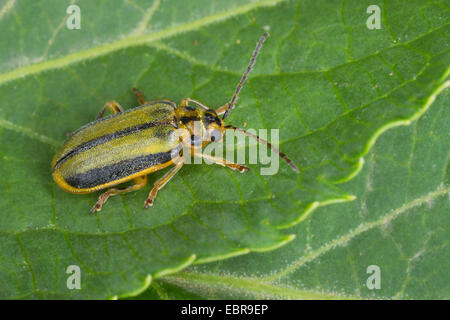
xmin=52 ymin=33 xmax=299 ymax=214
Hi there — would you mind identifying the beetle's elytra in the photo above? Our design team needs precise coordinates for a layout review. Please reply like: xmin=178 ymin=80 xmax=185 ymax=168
xmin=52 ymin=33 xmax=299 ymax=214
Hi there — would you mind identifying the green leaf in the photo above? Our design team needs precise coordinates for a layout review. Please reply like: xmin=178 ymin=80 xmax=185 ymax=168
xmin=0 ymin=0 xmax=448 ymax=299
xmin=147 ymin=88 xmax=450 ymax=300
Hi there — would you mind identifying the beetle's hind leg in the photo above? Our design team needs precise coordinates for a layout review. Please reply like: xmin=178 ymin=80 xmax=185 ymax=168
xmin=97 ymin=101 xmax=124 ymax=119
xmin=144 ymin=160 xmax=185 ymax=208
xmin=90 ymin=175 xmax=147 ymax=214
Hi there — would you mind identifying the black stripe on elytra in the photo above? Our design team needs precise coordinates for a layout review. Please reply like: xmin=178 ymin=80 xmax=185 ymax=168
xmin=54 ymin=119 xmax=176 ymax=169
xmin=65 ymin=144 xmax=182 ymax=189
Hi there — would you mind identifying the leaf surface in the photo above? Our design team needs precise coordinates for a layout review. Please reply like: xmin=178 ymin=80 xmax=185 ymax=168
xmin=0 ymin=0 xmax=448 ymax=298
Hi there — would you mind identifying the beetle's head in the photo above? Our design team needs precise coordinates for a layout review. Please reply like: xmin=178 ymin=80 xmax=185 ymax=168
xmin=176 ymin=105 xmax=225 ymax=148
xmin=200 ymin=109 xmax=225 ymax=144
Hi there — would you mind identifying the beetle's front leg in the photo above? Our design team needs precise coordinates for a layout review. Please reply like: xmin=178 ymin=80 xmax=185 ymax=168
xmin=96 ymin=100 xmax=124 ymax=119
xmin=194 ymin=152 xmax=249 ymax=173
xmin=215 ymin=102 xmax=230 ymax=116
xmin=180 ymin=98 xmax=209 ymax=110
xmin=144 ymin=159 xmax=185 ymax=208
xmin=90 ymin=175 xmax=147 ymax=214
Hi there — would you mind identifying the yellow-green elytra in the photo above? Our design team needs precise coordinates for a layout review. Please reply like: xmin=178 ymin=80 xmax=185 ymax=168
xmin=51 ymin=33 xmax=299 ymax=214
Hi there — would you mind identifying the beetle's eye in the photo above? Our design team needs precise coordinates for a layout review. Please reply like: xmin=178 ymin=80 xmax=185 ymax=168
xmin=210 ymin=130 xmax=222 ymax=142
xmin=190 ymin=134 xmax=202 ymax=146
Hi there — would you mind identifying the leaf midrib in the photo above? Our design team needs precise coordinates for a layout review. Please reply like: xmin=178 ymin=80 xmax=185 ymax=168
xmin=162 ymin=271 xmax=360 ymax=300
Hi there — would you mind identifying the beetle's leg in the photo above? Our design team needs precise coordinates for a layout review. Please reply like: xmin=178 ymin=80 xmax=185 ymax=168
xmin=90 ymin=175 xmax=147 ymax=214
xmin=194 ymin=152 xmax=249 ymax=173
xmin=215 ymin=103 xmax=230 ymax=115
xmin=180 ymin=98 xmax=209 ymax=110
xmin=133 ymin=88 xmax=147 ymax=105
xmin=144 ymin=160 xmax=185 ymax=208
xmin=96 ymin=100 xmax=124 ymax=119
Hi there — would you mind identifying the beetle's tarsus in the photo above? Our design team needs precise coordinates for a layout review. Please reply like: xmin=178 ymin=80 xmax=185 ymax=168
xmin=144 ymin=200 xmax=153 ymax=209
xmin=240 ymin=166 xmax=250 ymax=173
xmin=133 ymin=87 xmax=147 ymax=105
xmin=90 ymin=203 xmax=101 ymax=214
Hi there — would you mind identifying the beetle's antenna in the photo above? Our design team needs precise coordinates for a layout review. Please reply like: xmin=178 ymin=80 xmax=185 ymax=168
xmin=222 ymin=32 xmax=269 ymax=120
xmin=224 ymin=125 xmax=299 ymax=173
